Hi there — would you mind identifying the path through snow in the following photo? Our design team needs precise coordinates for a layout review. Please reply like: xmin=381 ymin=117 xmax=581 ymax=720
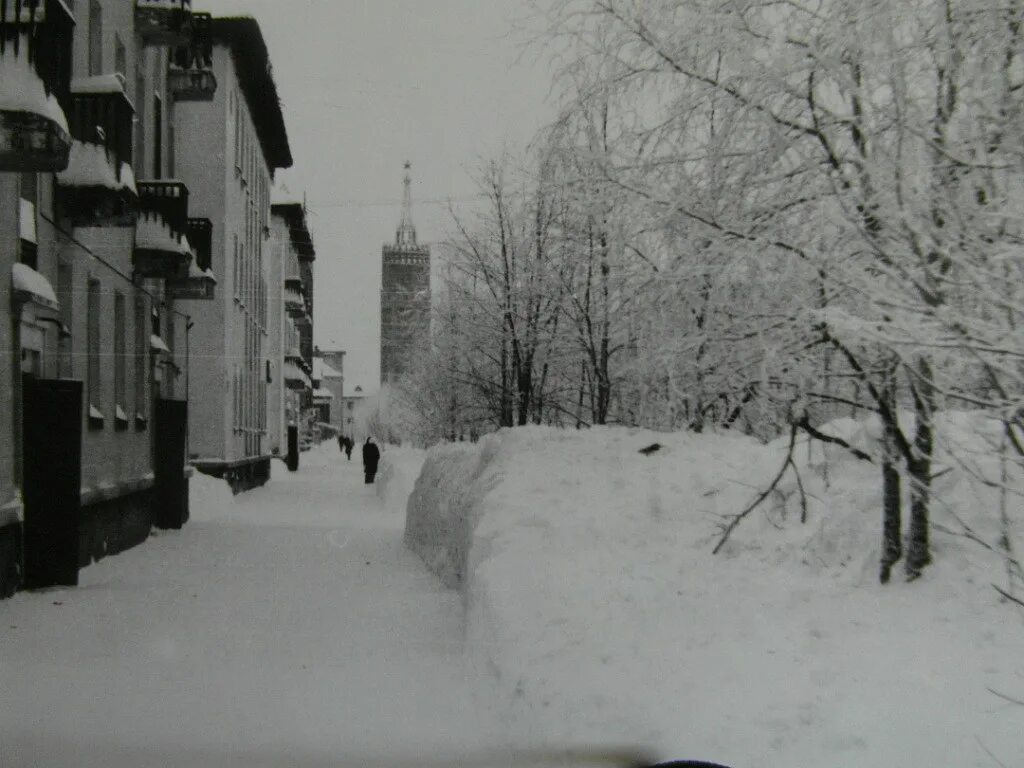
xmin=0 ymin=445 xmax=500 ymax=767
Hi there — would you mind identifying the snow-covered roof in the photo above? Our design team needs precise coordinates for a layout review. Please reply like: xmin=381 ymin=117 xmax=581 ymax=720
xmin=136 ymin=213 xmax=191 ymax=256
xmin=11 ymin=263 xmax=59 ymax=311
xmin=313 ymin=358 xmax=342 ymax=380
xmin=150 ymin=334 xmax=171 ymax=354
xmin=56 ymin=141 xmax=136 ymax=192
xmin=312 ymin=387 xmax=333 ymax=401
xmin=0 ymin=42 xmax=69 ymax=134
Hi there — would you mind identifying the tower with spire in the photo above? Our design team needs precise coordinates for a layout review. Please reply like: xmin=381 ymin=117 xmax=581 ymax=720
xmin=380 ymin=162 xmax=431 ymax=385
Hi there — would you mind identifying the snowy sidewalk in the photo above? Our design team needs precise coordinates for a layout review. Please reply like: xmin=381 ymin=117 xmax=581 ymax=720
xmin=0 ymin=445 xmax=497 ymax=767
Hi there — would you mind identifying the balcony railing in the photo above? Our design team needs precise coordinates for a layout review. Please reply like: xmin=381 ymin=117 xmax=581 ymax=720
xmin=168 ymin=11 xmax=215 ymax=101
xmin=0 ymin=0 xmax=74 ymax=171
xmin=55 ymin=76 xmax=138 ymax=226
xmin=135 ymin=0 xmax=192 ymax=45
xmin=137 ymin=179 xmax=189 ymax=237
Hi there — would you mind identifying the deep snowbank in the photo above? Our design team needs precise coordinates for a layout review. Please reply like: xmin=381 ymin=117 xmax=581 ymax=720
xmin=404 ymin=421 xmax=1024 ymax=767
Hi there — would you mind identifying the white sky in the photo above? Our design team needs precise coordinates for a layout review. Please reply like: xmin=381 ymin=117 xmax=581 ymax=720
xmin=201 ymin=0 xmax=557 ymax=393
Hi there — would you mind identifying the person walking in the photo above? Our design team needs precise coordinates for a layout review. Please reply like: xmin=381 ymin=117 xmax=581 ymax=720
xmin=362 ymin=437 xmax=380 ymax=484
xmin=344 ymin=437 xmax=353 ymax=461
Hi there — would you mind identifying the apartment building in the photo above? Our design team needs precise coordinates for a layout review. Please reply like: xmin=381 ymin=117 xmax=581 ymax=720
xmin=173 ymin=16 xmax=292 ymax=492
xmin=0 ymin=1 xmax=281 ymax=594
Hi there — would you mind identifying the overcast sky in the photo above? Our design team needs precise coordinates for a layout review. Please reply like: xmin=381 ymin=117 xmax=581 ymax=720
xmin=202 ymin=0 xmax=557 ymax=392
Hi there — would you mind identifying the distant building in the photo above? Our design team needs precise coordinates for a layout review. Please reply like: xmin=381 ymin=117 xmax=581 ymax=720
xmin=270 ymin=201 xmax=314 ymax=451
xmin=340 ymin=384 xmax=368 ymax=439
xmin=314 ymin=349 xmax=345 ymax=429
xmin=380 ymin=162 xmax=430 ymax=385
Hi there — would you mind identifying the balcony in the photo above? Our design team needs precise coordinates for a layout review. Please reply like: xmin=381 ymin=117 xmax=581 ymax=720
xmin=135 ymin=0 xmax=192 ymax=46
xmin=168 ymin=12 xmax=216 ymax=101
xmin=283 ymin=361 xmax=309 ymax=391
xmin=0 ymin=0 xmax=74 ymax=172
xmin=284 ymin=281 xmax=304 ymax=316
xmin=134 ymin=180 xmax=191 ymax=279
xmin=167 ymin=218 xmax=216 ymax=299
xmin=54 ymin=76 xmax=137 ymax=227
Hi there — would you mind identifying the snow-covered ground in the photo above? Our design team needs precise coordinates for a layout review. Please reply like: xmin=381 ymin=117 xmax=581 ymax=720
xmin=405 ymin=420 xmax=1024 ymax=768
xmin=0 ymin=444 xmax=500 ymax=768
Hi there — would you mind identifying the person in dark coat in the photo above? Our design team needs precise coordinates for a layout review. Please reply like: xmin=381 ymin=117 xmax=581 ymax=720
xmin=362 ymin=437 xmax=380 ymax=484
xmin=344 ymin=437 xmax=353 ymax=461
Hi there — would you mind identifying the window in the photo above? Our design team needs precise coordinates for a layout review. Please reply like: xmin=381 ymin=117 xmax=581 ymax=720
xmin=88 ymin=0 xmax=102 ymax=76
xmin=87 ymin=279 xmax=103 ymax=427
xmin=153 ymin=93 xmax=163 ymax=178
xmin=114 ymin=33 xmax=126 ymax=79
xmin=134 ymin=295 xmax=148 ymax=429
xmin=233 ymin=94 xmax=241 ymax=169
xmin=113 ymin=292 xmax=127 ymax=427
xmin=19 ymin=173 xmax=37 ymax=269
xmin=57 ymin=263 xmax=73 ymax=377
xmin=135 ymin=70 xmax=146 ymax=167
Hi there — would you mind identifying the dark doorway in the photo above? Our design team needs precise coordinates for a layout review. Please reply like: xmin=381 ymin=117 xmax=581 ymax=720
xmin=153 ymin=398 xmax=188 ymax=529
xmin=22 ymin=378 xmax=83 ymax=588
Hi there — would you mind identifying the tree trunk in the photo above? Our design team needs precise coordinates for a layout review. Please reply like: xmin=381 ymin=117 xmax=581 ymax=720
xmin=879 ymin=364 xmax=902 ymax=584
xmin=905 ymin=358 xmax=934 ymax=580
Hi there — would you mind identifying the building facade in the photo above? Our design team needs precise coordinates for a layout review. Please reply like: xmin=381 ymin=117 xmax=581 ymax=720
xmin=380 ymin=162 xmax=430 ymax=385
xmin=173 ymin=16 xmax=293 ymax=492
xmin=1 ymin=0 xmax=222 ymax=594
xmin=269 ymin=200 xmax=314 ymax=458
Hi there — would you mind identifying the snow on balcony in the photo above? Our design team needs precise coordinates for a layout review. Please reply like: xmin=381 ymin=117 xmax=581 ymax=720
xmin=136 ymin=213 xmax=191 ymax=256
xmin=0 ymin=35 xmax=70 ymax=171
xmin=284 ymin=283 xmax=305 ymax=312
xmin=0 ymin=42 xmax=68 ymax=132
xmin=11 ymin=262 xmax=59 ymax=311
xmin=56 ymin=140 xmax=136 ymax=192
xmin=283 ymin=361 xmax=310 ymax=390
xmin=136 ymin=0 xmax=191 ymax=9
xmin=69 ymin=74 xmax=132 ymax=98
xmin=188 ymin=260 xmax=216 ymax=283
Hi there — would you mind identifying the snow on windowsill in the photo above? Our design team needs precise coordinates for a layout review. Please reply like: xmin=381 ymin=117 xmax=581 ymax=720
xmin=0 ymin=40 xmax=69 ymax=133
